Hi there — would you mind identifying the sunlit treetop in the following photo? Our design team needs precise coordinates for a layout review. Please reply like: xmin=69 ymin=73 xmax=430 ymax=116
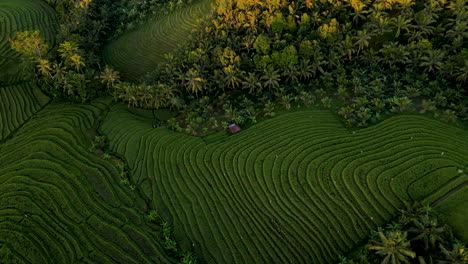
xmin=75 ymin=0 xmax=93 ymax=9
xmin=10 ymin=30 xmax=48 ymax=58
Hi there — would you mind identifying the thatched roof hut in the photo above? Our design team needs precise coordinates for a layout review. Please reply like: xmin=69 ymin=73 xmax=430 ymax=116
xmin=228 ymin=123 xmax=241 ymax=134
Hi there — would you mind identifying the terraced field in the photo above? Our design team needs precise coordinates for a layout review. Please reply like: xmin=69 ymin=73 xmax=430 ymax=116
xmin=0 ymin=0 xmax=55 ymax=141
xmin=102 ymin=0 xmax=214 ymax=80
xmin=102 ymin=105 xmax=468 ymax=263
xmin=0 ymin=0 xmax=57 ymax=83
xmin=0 ymin=99 xmax=176 ymax=263
xmin=0 ymin=81 xmax=49 ymax=142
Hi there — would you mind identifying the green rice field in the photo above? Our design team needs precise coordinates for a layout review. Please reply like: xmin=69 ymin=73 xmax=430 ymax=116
xmin=0 ymin=81 xmax=49 ymax=141
xmin=101 ymin=104 xmax=468 ymax=263
xmin=102 ymin=0 xmax=214 ymax=80
xmin=0 ymin=99 xmax=175 ymax=263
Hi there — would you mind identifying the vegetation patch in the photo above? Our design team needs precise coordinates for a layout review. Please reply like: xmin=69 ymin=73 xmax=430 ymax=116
xmin=101 ymin=104 xmax=468 ymax=263
xmin=341 ymin=202 xmax=468 ymax=264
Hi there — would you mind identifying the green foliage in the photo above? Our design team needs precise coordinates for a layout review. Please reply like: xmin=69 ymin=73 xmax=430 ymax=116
xmin=10 ymin=31 xmax=49 ymax=58
xmin=253 ymin=34 xmax=271 ymax=54
xmin=179 ymin=252 xmax=197 ymax=264
xmin=344 ymin=202 xmax=467 ymax=264
xmin=368 ymin=231 xmax=416 ymax=264
xmin=100 ymin=0 xmax=467 ymax=133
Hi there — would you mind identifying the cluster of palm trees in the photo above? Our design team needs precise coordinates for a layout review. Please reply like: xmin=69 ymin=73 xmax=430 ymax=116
xmin=340 ymin=201 xmax=467 ymax=264
xmin=112 ymin=0 xmax=466 ymax=131
xmin=29 ymin=0 xmax=467 ymax=130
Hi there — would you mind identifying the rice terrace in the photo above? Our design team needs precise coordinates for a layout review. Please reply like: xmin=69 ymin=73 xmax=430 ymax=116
xmin=0 ymin=0 xmax=467 ymax=263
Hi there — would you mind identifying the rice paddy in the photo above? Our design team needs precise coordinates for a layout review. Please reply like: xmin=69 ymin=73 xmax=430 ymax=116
xmin=0 ymin=99 xmax=176 ymax=263
xmin=0 ymin=82 xmax=49 ymax=142
xmin=101 ymin=105 xmax=468 ymax=263
xmin=102 ymin=0 xmax=214 ymax=80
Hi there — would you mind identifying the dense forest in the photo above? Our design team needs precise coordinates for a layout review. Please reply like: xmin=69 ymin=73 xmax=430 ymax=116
xmin=11 ymin=0 xmax=468 ymax=135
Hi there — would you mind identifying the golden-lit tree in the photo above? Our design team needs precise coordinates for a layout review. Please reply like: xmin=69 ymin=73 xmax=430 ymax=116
xmin=10 ymin=30 xmax=48 ymax=58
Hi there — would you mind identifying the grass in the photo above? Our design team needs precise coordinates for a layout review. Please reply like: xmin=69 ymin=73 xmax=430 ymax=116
xmin=101 ymin=104 xmax=468 ymax=263
xmin=0 ymin=0 xmax=57 ymax=84
xmin=0 ymin=99 xmax=177 ymax=263
xmin=102 ymin=0 xmax=214 ymax=80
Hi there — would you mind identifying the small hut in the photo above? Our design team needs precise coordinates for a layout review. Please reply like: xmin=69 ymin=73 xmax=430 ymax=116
xmin=228 ymin=123 xmax=241 ymax=134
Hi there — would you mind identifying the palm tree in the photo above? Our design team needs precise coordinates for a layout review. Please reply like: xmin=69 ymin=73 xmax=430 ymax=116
xmin=350 ymin=2 xmax=368 ymax=24
xmin=408 ymin=215 xmax=446 ymax=251
xmin=242 ymin=72 xmax=262 ymax=94
xmin=36 ymin=59 xmax=52 ymax=77
xmin=454 ymin=60 xmax=468 ymax=83
xmin=58 ymin=41 xmax=80 ymax=59
xmin=368 ymin=231 xmax=416 ymax=264
xmin=369 ymin=13 xmax=392 ymax=36
xmin=184 ymin=68 xmax=205 ymax=95
xmin=339 ymin=35 xmax=355 ymax=61
xmin=354 ymin=30 xmax=372 ymax=52
xmin=282 ymin=64 xmax=299 ymax=84
xmin=438 ymin=242 xmax=468 ymax=264
xmin=420 ymin=50 xmax=445 ymax=73
xmin=399 ymin=201 xmax=432 ymax=225
xmin=223 ymin=65 xmax=241 ymax=89
xmin=412 ymin=10 xmax=436 ymax=36
xmin=298 ymin=59 xmax=313 ymax=80
xmin=100 ymin=65 xmax=120 ymax=89
xmin=69 ymin=54 xmax=85 ymax=72
xmin=391 ymin=15 xmax=412 ymax=38
xmin=168 ymin=97 xmax=185 ymax=110
xmin=445 ymin=21 xmax=468 ymax=41
xmin=261 ymin=66 xmax=281 ymax=91
xmin=310 ymin=49 xmax=325 ymax=77
xmin=396 ymin=0 xmax=415 ymax=11
xmin=51 ymin=62 xmax=66 ymax=82
xmin=379 ymin=42 xmax=410 ymax=67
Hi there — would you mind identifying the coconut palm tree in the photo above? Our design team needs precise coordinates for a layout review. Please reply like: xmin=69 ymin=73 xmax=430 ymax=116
xmin=412 ymin=10 xmax=436 ymax=36
xmin=438 ymin=242 xmax=468 ymax=264
xmin=99 ymin=65 xmax=120 ymax=89
xmin=242 ymin=72 xmax=262 ymax=94
xmin=391 ymin=15 xmax=413 ymax=38
xmin=310 ymin=49 xmax=325 ymax=77
xmin=69 ymin=54 xmax=85 ymax=72
xmin=354 ymin=30 xmax=372 ymax=52
xmin=184 ymin=68 xmax=205 ymax=95
xmin=169 ymin=97 xmax=185 ymax=110
xmin=420 ymin=50 xmax=445 ymax=73
xmin=339 ymin=35 xmax=355 ymax=61
xmin=350 ymin=3 xmax=368 ymax=24
xmin=282 ymin=64 xmax=299 ymax=84
xmin=368 ymin=231 xmax=416 ymax=264
xmin=454 ymin=60 xmax=468 ymax=83
xmin=298 ymin=59 xmax=313 ymax=80
xmin=36 ymin=59 xmax=52 ymax=77
xmin=223 ymin=65 xmax=241 ymax=89
xmin=261 ymin=66 xmax=281 ymax=91
xmin=408 ymin=215 xmax=446 ymax=251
